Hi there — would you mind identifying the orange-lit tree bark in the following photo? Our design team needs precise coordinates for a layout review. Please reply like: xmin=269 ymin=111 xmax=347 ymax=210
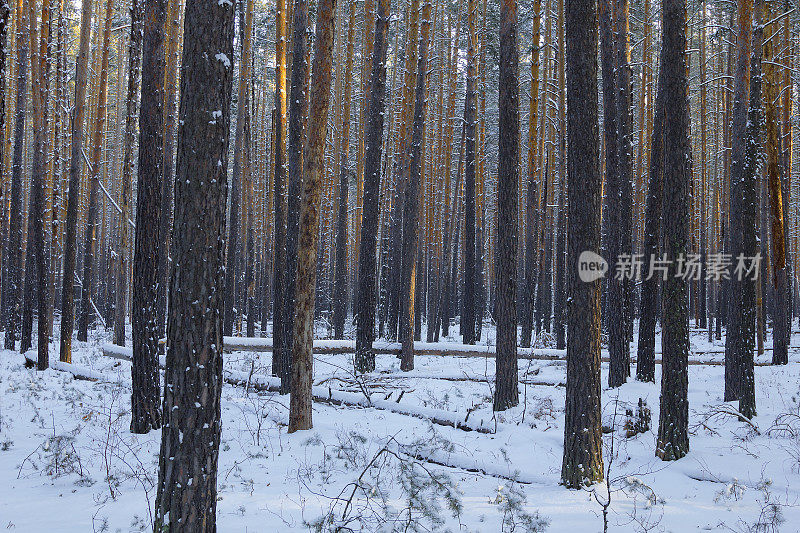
xmin=273 ymin=0 xmax=288 ymax=385
xmin=399 ymin=0 xmax=432 ymax=371
xmin=461 ymin=0 xmax=478 ymax=345
xmin=289 ymin=0 xmax=337 ymax=432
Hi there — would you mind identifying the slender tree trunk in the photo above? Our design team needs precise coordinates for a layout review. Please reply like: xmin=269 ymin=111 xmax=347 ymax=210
xmin=333 ymin=0 xmax=356 ymax=339
xmin=4 ymin=0 xmax=29 ymax=351
xmin=289 ymin=0 xmax=337 ymax=432
xmin=0 ymin=0 xmax=9 ymax=325
xmin=461 ymin=0 xmax=478 ymax=345
xmin=354 ymin=0 xmax=392 ymax=373
xmin=114 ymin=0 xmax=143 ymax=347
xmin=273 ymin=0 xmax=288 ymax=384
xmin=561 ymin=0 xmax=603 ymax=487
xmin=224 ymin=0 xmax=254 ymax=336
xmin=636 ymin=52 xmax=666 ymax=383
xmin=724 ymin=0 xmax=754 ymax=404
xmin=131 ymin=0 xmax=167 ymax=434
xmin=399 ymin=0 xmax=432 ymax=371
xmin=77 ymin=0 xmax=114 ymax=342
xmin=494 ymin=0 xmax=520 ymax=411
xmin=153 ymin=0 xmax=235 ymax=526
xmin=281 ymin=0 xmax=311 ymax=391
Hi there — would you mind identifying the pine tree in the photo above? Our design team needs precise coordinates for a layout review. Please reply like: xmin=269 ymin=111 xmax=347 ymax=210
xmin=131 ymin=0 xmax=167 ymax=434
xmin=561 ymin=0 xmax=604 ymax=488
xmin=153 ymin=0 xmax=235 ymax=527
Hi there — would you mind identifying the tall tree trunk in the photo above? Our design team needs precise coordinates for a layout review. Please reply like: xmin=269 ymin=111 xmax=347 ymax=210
xmin=656 ymin=0 xmax=692 ymax=460
xmin=494 ymin=0 xmax=519 ymax=411
xmin=724 ymin=0 xmax=754 ymax=404
xmin=114 ymin=0 xmax=143 ymax=347
xmin=461 ymin=0 xmax=478 ymax=345
xmin=399 ymin=0 xmax=432 ymax=371
xmin=289 ymin=0 xmax=337 ymax=432
xmin=552 ymin=0 xmax=566 ymax=350
xmin=333 ymin=0 xmax=356 ymax=339
xmin=763 ymin=1 xmax=788 ymax=366
xmin=273 ymin=0 xmax=288 ymax=384
xmin=354 ymin=0 xmax=392 ymax=373
xmin=29 ymin=0 xmax=54 ymax=368
xmin=0 ymin=0 xmax=9 ymax=325
xmin=282 ymin=0 xmax=311 ymax=391
xmin=58 ymin=0 xmax=92 ymax=363
xmin=4 ymin=0 xmax=29 ymax=351
xmin=153 ymin=0 xmax=235 ymax=526
xmin=224 ymin=0 xmax=254 ymax=336
xmin=131 ymin=0 xmax=167 ymax=434
xmin=156 ymin=0 xmax=183 ymax=350
xmin=77 ymin=0 xmax=114 ymax=342
xmin=636 ymin=50 xmax=666 ymax=383
xmin=561 ymin=0 xmax=603 ymax=488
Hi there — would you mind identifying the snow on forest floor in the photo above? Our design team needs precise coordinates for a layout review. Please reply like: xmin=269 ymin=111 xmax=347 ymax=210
xmin=2 ymin=323 xmax=800 ymax=532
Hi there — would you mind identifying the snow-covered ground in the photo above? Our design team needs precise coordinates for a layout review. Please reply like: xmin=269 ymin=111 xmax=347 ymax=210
xmin=1 ymin=323 xmax=799 ymax=532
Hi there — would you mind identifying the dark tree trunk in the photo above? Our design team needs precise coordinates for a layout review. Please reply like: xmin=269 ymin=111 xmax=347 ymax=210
xmin=354 ymin=0 xmax=392 ymax=373
xmin=636 ymin=53 xmax=666 ymax=383
xmin=724 ymin=0 xmax=754 ymax=405
xmin=494 ymin=0 xmax=519 ymax=412
xmin=282 ymin=0 xmax=311 ymax=390
xmin=600 ymin=0 xmax=627 ymax=388
xmin=289 ymin=0 xmax=337 ymax=431
xmin=59 ymin=0 xmax=93 ymax=363
xmin=561 ymin=0 xmax=604 ymax=488
xmin=461 ymin=0 xmax=478 ymax=346
xmin=4 ymin=0 xmax=29 ymax=351
xmin=153 ymin=0 xmax=235 ymax=526
xmin=333 ymin=1 xmax=357 ymax=340
xmin=656 ymin=0 xmax=692 ymax=460
xmin=224 ymin=0 xmax=253 ymax=337
xmin=131 ymin=0 xmax=167 ymax=434
xmin=114 ymin=0 xmax=143 ymax=347
xmin=0 ymin=0 xmax=9 ymax=327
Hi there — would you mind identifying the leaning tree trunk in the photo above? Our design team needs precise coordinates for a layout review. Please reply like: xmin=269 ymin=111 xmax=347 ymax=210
xmin=152 ymin=0 xmax=235 ymax=527
xmin=493 ymin=0 xmax=519 ymax=412
xmin=561 ymin=0 xmax=604 ymax=488
xmin=656 ymin=0 xmax=692 ymax=461
xmin=289 ymin=0 xmax=338 ymax=432
xmin=113 ymin=0 xmax=143 ymax=347
xmin=131 ymin=0 xmax=167 ymax=434
xmin=354 ymin=0 xmax=392 ymax=373
xmin=59 ymin=0 xmax=93 ymax=363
